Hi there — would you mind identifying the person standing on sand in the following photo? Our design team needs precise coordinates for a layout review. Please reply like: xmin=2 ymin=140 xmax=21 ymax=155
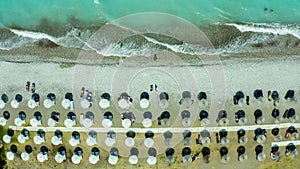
xmin=31 ymin=83 xmax=36 ymax=93
xmin=25 ymin=81 xmax=30 ymax=92
xmin=153 ymin=54 xmax=157 ymax=61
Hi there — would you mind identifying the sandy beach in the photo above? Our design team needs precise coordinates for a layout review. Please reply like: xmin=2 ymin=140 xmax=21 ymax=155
xmin=0 ymin=46 xmax=300 ymax=169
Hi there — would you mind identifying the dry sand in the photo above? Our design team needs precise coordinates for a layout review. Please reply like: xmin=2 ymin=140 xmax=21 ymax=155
xmin=0 ymin=46 xmax=300 ymax=168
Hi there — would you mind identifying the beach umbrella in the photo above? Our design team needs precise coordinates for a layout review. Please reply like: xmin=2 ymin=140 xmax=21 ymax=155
xmin=108 ymin=155 xmax=118 ymax=165
xmin=165 ymin=148 xmax=175 ymax=157
xmin=219 ymin=118 xmax=229 ymax=126
xmin=182 ymin=91 xmax=192 ymax=99
xmin=7 ymin=145 xmax=16 ymax=161
xmin=61 ymin=99 xmax=70 ymax=109
xmin=253 ymin=89 xmax=263 ymax=99
xmin=3 ymin=134 xmax=12 ymax=144
xmin=80 ymin=99 xmax=90 ymax=109
xmin=292 ymin=132 xmax=299 ymax=140
xmin=83 ymin=118 xmax=93 ymax=128
xmin=1 ymin=94 xmax=8 ymax=103
xmin=144 ymin=138 xmax=154 ymax=148
xmin=257 ymin=153 xmax=266 ymax=161
xmin=15 ymin=94 xmax=23 ymax=102
xmin=142 ymin=118 xmax=152 ymax=128
xmin=257 ymin=135 xmax=266 ymax=144
xmin=125 ymin=137 xmax=135 ymax=147
xmin=129 ymin=155 xmax=138 ymax=165
xmin=198 ymin=91 xmax=207 ymax=100
xmin=0 ymin=100 xmax=4 ymax=109
xmin=11 ymin=99 xmax=19 ymax=108
xmin=55 ymin=153 xmax=65 ymax=163
xmin=200 ymin=118 xmax=210 ymax=126
xmin=0 ymin=117 xmax=6 ymax=126
xmin=21 ymin=152 xmax=30 ymax=161
xmin=182 ymin=118 xmax=191 ymax=127
xmin=101 ymin=92 xmax=110 ymax=100
xmin=140 ymin=98 xmax=150 ymax=109
xmin=102 ymin=119 xmax=112 ymax=128
xmin=159 ymin=99 xmax=169 ymax=109
xmin=3 ymin=111 xmax=10 ymax=120
xmin=199 ymin=110 xmax=208 ymax=120
xmin=147 ymin=156 xmax=157 ymax=165
xmin=118 ymin=99 xmax=130 ymax=109
xmin=64 ymin=119 xmax=74 ymax=128
xmin=140 ymin=92 xmax=150 ymax=100
xmin=37 ymin=153 xmax=48 ymax=162
xmin=30 ymin=118 xmax=39 ymax=128
xmin=47 ymin=118 xmax=56 ymax=127
xmin=238 ymin=154 xmax=248 ymax=161
xmin=238 ymin=136 xmax=248 ymax=144
xmin=105 ymin=137 xmax=116 ymax=147
xmin=43 ymin=99 xmax=53 ymax=108
xmin=122 ymin=119 xmax=131 ymax=129
xmin=148 ymin=148 xmax=157 ymax=157
xmin=238 ymin=117 xmax=247 ymax=125
xmin=71 ymin=155 xmax=81 ymax=164
xmin=89 ymin=154 xmax=99 ymax=164
xmin=99 ymin=99 xmax=110 ymax=109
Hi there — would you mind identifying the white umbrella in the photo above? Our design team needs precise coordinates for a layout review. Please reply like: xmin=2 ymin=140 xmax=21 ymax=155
xmin=122 ymin=119 xmax=131 ymax=129
xmin=80 ymin=99 xmax=90 ymax=109
xmin=71 ymin=155 xmax=81 ymax=164
xmin=14 ymin=118 xmax=23 ymax=127
xmin=3 ymin=135 xmax=11 ymax=143
xmin=61 ymin=99 xmax=70 ymax=109
xmin=221 ymin=155 xmax=230 ymax=163
xmin=30 ymin=118 xmax=39 ymax=127
xmin=89 ymin=155 xmax=99 ymax=164
xmin=182 ymin=118 xmax=191 ymax=127
xmin=257 ymin=135 xmax=266 ymax=144
xmin=200 ymin=137 xmax=210 ymax=146
xmin=18 ymin=134 xmax=26 ymax=144
xmin=182 ymin=98 xmax=192 ymax=108
xmin=0 ymin=117 xmax=7 ymax=126
xmin=83 ymin=118 xmax=93 ymax=128
xmin=140 ymin=99 xmax=150 ymax=109
xmin=11 ymin=100 xmax=19 ymax=109
xmin=21 ymin=152 xmax=30 ymax=161
xmin=55 ymin=154 xmax=65 ymax=163
xmin=6 ymin=152 xmax=14 ymax=161
xmin=147 ymin=156 xmax=157 ymax=165
xmin=86 ymin=136 xmax=97 ymax=146
xmin=238 ymin=117 xmax=247 ymax=125
xmin=34 ymin=136 xmax=43 ymax=145
xmin=47 ymin=118 xmax=56 ymax=127
xmin=105 ymin=138 xmax=115 ymax=147
xmin=28 ymin=100 xmax=36 ymax=109
xmin=102 ymin=119 xmax=112 ymax=128
xmin=142 ymin=118 xmax=152 ymax=128
xmin=108 ymin=155 xmax=118 ymax=165
xmin=144 ymin=138 xmax=154 ymax=148
xmin=69 ymin=138 xmax=80 ymax=147
xmin=257 ymin=153 xmax=266 ymax=161
xmin=159 ymin=99 xmax=169 ymax=109
xmin=199 ymin=99 xmax=208 ymax=108
xmin=64 ymin=119 xmax=74 ymax=128
xmin=256 ymin=117 xmax=265 ymax=124
xmin=118 ymin=99 xmax=130 ymax=109
xmin=37 ymin=153 xmax=47 ymax=162
xmin=43 ymin=99 xmax=53 ymax=109
xmin=0 ymin=100 xmax=5 ymax=109
xmin=238 ymin=154 xmax=248 ymax=161
xmin=51 ymin=136 xmax=62 ymax=146
xmin=221 ymin=137 xmax=230 ymax=144
xmin=219 ymin=118 xmax=229 ymax=126
xmin=99 ymin=99 xmax=110 ymax=109
xmin=125 ymin=137 xmax=135 ymax=147
xmin=239 ymin=136 xmax=248 ymax=144
xmin=274 ymin=135 xmax=282 ymax=142
xmin=274 ymin=117 xmax=281 ymax=124
xmin=200 ymin=118 xmax=209 ymax=126
xmin=129 ymin=155 xmax=138 ymax=165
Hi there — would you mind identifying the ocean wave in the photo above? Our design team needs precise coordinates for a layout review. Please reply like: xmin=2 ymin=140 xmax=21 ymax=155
xmin=1 ymin=23 xmax=300 ymax=56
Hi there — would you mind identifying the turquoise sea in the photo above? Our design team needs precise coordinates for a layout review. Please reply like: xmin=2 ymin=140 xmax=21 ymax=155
xmin=1 ymin=0 xmax=300 ymax=55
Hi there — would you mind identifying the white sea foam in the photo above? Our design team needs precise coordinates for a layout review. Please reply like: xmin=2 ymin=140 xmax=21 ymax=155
xmin=226 ymin=23 xmax=300 ymax=39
